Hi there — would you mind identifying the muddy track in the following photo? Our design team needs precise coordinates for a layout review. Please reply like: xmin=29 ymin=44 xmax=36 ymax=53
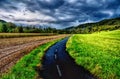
xmin=40 ymin=37 xmax=97 ymax=79
xmin=0 ymin=36 xmax=66 ymax=74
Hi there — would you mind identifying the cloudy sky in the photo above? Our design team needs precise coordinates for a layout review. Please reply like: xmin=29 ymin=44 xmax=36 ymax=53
xmin=0 ymin=0 xmax=120 ymax=29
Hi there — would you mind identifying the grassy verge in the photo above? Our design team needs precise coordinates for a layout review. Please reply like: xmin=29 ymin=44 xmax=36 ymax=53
xmin=66 ymin=30 xmax=120 ymax=79
xmin=1 ymin=39 xmax=61 ymax=79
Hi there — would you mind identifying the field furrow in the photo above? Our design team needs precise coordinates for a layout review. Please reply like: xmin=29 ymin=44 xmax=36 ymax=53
xmin=0 ymin=35 xmax=68 ymax=74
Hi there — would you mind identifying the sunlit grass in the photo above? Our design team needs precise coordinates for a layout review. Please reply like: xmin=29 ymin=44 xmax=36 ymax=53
xmin=66 ymin=30 xmax=120 ymax=79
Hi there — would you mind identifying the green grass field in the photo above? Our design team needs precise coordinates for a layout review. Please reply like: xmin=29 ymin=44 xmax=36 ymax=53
xmin=66 ymin=30 xmax=120 ymax=79
xmin=1 ymin=39 xmax=61 ymax=79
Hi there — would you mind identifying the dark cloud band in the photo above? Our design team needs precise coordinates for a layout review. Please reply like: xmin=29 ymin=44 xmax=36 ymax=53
xmin=0 ymin=0 xmax=120 ymax=28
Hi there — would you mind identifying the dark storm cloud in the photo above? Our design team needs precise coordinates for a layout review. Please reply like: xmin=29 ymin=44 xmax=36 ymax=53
xmin=0 ymin=0 xmax=120 ymax=28
xmin=0 ymin=0 xmax=18 ymax=10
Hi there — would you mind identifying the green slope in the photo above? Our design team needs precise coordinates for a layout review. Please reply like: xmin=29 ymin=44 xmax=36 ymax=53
xmin=66 ymin=17 xmax=120 ymax=34
xmin=66 ymin=30 xmax=120 ymax=79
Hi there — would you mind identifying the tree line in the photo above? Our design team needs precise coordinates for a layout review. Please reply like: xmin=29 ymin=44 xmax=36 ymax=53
xmin=0 ymin=17 xmax=120 ymax=34
xmin=0 ymin=22 xmax=61 ymax=33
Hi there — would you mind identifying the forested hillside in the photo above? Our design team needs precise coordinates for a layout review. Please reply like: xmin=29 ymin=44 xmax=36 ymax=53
xmin=66 ymin=17 xmax=120 ymax=33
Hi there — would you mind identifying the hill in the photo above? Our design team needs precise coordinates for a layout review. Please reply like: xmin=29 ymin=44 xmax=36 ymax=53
xmin=65 ymin=17 xmax=120 ymax=33
xmin=0 ymin=19 xmax=6 ymax=23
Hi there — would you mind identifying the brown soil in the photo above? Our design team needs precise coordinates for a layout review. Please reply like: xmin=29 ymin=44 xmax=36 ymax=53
xmin=0 ymin=35 xmax=68 ymax=75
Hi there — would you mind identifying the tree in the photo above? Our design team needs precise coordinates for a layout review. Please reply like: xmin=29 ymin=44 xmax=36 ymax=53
xmin=14 ymin=27 xmax=19 ymax=33
xmin=0 ymin=24 xmax=7 ymax=32
xmin=14 ymin=27 xmax=23 ymax=33
xmin=19 ymin=26 xmax=23 ymax=33
xmin=6 ymin=22 xmax=16 ymax=28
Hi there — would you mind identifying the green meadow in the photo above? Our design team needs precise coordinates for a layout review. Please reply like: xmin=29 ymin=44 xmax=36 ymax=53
xmin=66 ymin=30 xmax=120 ymax=79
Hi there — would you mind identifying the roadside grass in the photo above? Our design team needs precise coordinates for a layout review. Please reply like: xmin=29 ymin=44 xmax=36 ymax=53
xmin=66 ymin=30 xmax=120 ymax=79
xmin=1 ymin=39 xmax=61 ymax=79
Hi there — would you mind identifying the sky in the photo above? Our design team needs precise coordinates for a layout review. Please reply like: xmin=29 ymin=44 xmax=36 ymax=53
xmin=0 ymin=0 xmax=120 ymax=29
